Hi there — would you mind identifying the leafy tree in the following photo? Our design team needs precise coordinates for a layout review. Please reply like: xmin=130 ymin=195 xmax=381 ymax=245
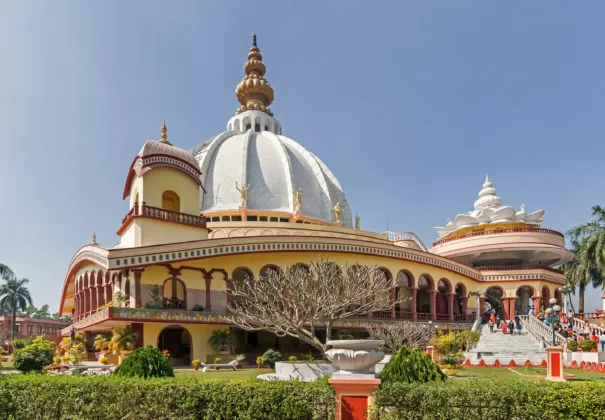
xmin=22 ymin=304 xmax=37 ymax=317
xmin=37 ymin=304 xmax=50 ymax=319
xmin=0 ymin=277 xmax=33 ymax=340
xmin=114 ymin=345 xmax=174 ymax=378
xmin=69 ymin=342 xmax=86 ymax=365
xmin=380 ymin=347 xmax=446 ymax=384
xmin=13 ymin=336 xmax=55 ymax=373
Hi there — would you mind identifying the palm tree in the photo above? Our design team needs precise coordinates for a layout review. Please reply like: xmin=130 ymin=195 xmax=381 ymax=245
xmin=561 ymin=239 xmax=604 ymax=314
xmin=566 ymin=205 xmax=605 ymax=313
xmin=0 ymin=277 xmax=33 ymax=340
xmin=0 ymin=264 xmax=14 ymax=281
xmin=108 ymin=327 xmax=137 ymax=357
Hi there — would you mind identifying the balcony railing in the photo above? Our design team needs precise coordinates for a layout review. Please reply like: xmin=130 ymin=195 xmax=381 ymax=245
xmin=475 ymin=264 xmax=564 ymax=274
xmin=119 ymin=202 xmax=207 ymax=234
xmin=163 ymin=298 xmax=186 ymax=310
xmin=433 ymin=227 xmax=564 ymax=247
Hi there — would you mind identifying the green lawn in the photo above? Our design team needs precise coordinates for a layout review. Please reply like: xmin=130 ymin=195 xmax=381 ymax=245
xmin=453 ymin=366 xmax=605 ymax=382
xmin=174 ymin=368 xmax=274 ymax=380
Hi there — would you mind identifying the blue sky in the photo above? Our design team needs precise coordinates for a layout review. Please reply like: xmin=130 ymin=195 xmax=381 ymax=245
xmin=1 ymin=1 xmax=603 ymax=312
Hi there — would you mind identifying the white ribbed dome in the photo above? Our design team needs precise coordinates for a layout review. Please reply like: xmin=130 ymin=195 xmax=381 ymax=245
xmin=191 ymin=113 xmax=352 ymax=227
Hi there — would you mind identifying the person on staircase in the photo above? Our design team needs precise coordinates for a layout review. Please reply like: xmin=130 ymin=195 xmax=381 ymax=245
xmin=508 ymin=320 xmax=515 ymax=336
xmin=600 ymin=332 xmax=605 ymax=352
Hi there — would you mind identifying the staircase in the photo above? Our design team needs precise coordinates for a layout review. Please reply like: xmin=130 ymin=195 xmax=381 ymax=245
xmin=465 ymin=324 xmax=546 ymax=365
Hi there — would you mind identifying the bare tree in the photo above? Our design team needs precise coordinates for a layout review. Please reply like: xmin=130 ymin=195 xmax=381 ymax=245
xmin=365 ymin=322 xmax=434 ymax=353
xmin=226 ymin=258 xmax=405 ymax=353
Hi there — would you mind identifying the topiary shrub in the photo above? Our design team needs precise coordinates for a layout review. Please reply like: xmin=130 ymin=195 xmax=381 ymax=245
xmin=579 ymin=339 xmax=598 ymax=352
xmin=380 ymin=347 xmax=446 ymax=384
xmin=114 ymin=345 xmax=174 ymax=378
xmin=262 ymin=349 xmax=282 ymax=367
xmin=567 ymin=340 xmax=579 ymax=351
xmin=13 ymin=336 xmax=55 ymax=373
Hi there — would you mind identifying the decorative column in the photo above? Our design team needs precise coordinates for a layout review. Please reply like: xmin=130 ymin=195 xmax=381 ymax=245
xmin=462 ymin=297 xmax=468 ymax=316
xmin=131 ymin=323 xmax=144 ymax=349
xmin=204 ymin=272 xmax=212 ymax=311
xmin=533 ymin=297 xmax=541 ymax=316
xmin=430 ymin=291 xmax=437 ymax=321
xmin=546 ymin=346 xmax=565 ymax=382
xmin=509 ymin=297 xmax=517 ymax=319
xmin=411 ymin=288 xmax=418 ymax=321
xmin=502 ymin=297 xmax=511 ymax=320
xmin=447 ymin=293 xmax=455 ymax=321
xmin=133 ymin=269 xmax=144 ymax=308
xmin=479 ymin=296 xmax=486 ymax=315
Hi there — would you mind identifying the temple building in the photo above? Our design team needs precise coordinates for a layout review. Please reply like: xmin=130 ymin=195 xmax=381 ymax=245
xmin=57 ymin=37 xmax=573 ymax=364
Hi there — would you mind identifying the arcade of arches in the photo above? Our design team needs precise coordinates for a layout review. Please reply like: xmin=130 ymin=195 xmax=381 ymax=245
xmin=481 ymin=285 xmax=563 ymax=320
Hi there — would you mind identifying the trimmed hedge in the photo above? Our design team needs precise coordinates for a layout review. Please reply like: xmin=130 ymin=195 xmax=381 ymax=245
xmin=0 ymin=375 xmax=334 ymax=419
xmin=371 ymin=380 xmax=605 ymax=419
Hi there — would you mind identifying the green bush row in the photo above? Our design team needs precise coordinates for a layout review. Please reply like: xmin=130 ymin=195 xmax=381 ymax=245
xmin=371 ymin=380 xmax=605 ymax=420
xmin=0 ymin=375 xmax=334 ymax=420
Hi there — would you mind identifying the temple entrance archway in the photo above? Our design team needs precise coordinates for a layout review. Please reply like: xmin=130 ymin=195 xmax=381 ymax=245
xmin=454 ymin=283 xmax=467 ymax=315
xmin=515 ymin=286 xmax=535 ymax=315
xmin=157 ymin=326 xmax=192 ymax=366
xmin=484 ymin=286 xmax=504 ymax=318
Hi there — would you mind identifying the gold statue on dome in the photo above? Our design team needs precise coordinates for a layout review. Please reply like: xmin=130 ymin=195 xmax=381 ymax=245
xmin=235 ymin=182 xmax=251 ymax=208
xmin=355 ymin=214 xmax=360 ymax=230
xmin=293 ymin=189 xmax=303 ymax=213
xmin=333 ymin=202 xmax=342 ymax=224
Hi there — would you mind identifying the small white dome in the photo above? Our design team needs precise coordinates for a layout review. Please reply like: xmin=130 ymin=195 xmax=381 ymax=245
xmin=191 ymin=119 xmax=352 ymax=227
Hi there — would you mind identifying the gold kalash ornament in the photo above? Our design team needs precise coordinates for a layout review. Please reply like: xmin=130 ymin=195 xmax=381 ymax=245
xmin=235 ymin=34 xmax=274 ymax=116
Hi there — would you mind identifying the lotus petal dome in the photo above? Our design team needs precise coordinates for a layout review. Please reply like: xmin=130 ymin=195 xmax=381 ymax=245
xmin=191 ymin=112 xmax=352 ymax=227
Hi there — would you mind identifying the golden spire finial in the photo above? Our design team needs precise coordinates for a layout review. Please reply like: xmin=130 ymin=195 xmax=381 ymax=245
xmin=160 ymin=120 xmax=172 ymax=145
xmin=91 ymin=233 xmax=98 ymax=245
xmin=235 ymin=34 xmax=274 ymax=116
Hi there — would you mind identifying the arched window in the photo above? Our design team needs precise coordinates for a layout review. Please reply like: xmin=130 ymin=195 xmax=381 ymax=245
xmin=232 ymin=267 xmax=254 ymax=284
xmin=162 ymin=191 xmax=180 ymax=213
xmin=395 ymin=271 xmax=412 ymax=313
xmin=260 ymin=265 xmax=281 ymax=279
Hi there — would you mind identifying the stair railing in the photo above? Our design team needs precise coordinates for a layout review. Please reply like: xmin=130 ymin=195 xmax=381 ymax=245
xmin=571 ymin=316 xmax=605 ymax=336
xmin=520 ymin=314 xmax=568 ymax=347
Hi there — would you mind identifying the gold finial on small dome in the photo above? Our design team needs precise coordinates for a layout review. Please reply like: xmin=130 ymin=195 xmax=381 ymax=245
xmin=91 ymin=233 xmax=98 ymax=245
xmin=160 ymin=120 xmax=172 ymax=145
xmin=235 ymin=34 xmax=274 ymax=116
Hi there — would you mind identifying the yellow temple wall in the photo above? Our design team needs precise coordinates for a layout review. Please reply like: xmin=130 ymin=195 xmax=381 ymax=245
xmin=140 ymin=167 xmax=200 ymax=215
